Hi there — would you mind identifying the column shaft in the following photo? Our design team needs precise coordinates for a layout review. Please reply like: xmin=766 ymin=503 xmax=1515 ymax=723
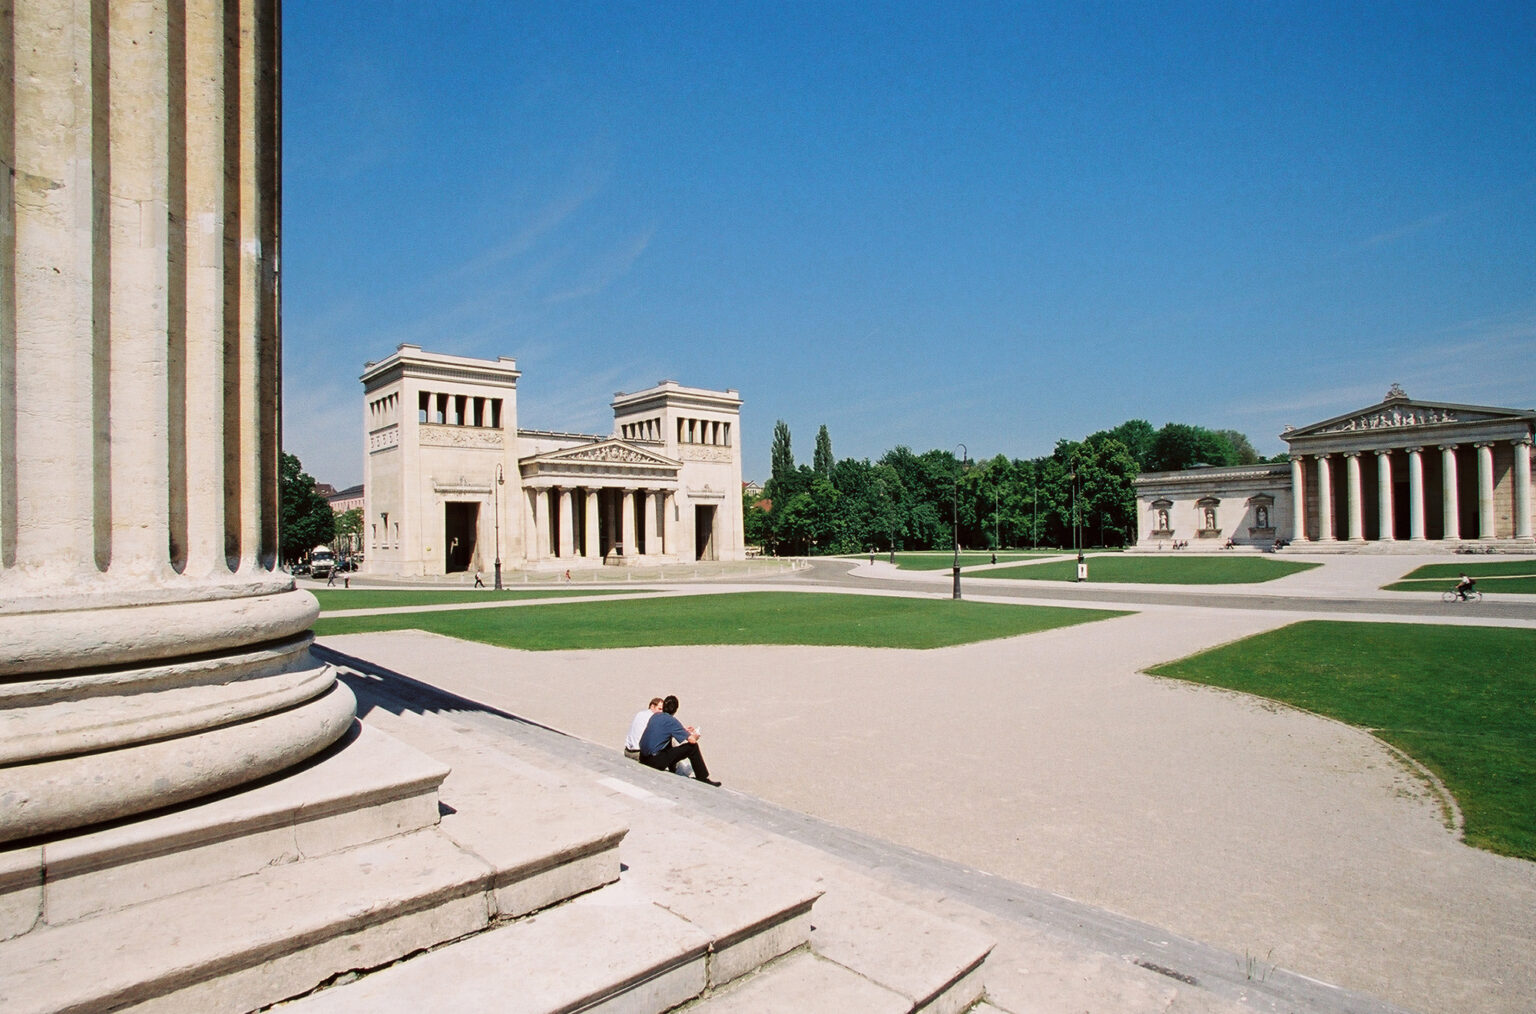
xmin=663 ymin=491 xmax=677 ymax=557
xmin=1344 ymin=453 xmax=1363 ymax=542
xmin=1515 ymin=440 xmax=1533 ymax=540
xmin=621 ymin=490 xmax=636 ymax=554
xmin=1441 ymin=445 xmax=1460 ymax=540
xmin=1289 ymin=457 xmax=1308 ymax=542
xmin=530 ymin=489 xmax=547 ymax=561
xmin=642 ymin=490 xmax=659 ymax=555
xmin=585 ymin=490 xmax=600 ymax=557
xmin=1476 ymin=444 xmax=1496 ymax=539
xmin=1408 ymin=448 xmax=1426 ymax=540
xmin=1315 ymin=455 xmax=1335 ymax=541
xmin=556 ymin=488 xmax=574 ymax=558
xmin=1376 ymin=451 xmax=1394 ymax=541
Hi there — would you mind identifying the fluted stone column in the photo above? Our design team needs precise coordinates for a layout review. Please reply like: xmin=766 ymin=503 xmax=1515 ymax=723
xmin=1315 ymin=454 xmax=1335 ymax=541
xmin=1515 ymin=439 xmax=1533 ymax=541
xmin=1289 ymin=456 xmax=1309 ymax=542
xmin=1407 ymin=447 xmax=1426 ymax=541
xmin=0 ymin=0 xmax=354 ymax=844
xmin=1441 ymin=445 xmax=1460 ymax=540
xmin=556 ymin=488 xmax=574 ymax=558
xmin=585 ymin=489 xmax=600 ymax=557
xmin=531 ymin=488 xmax=549 ymax=560
xmin=1474 ymin=444 xmax=1496 ymax=540
xmin=1344 ymin=452 xmax=1364 ymax=542
xmin=641 ymin=490 xmax=659 ymax=556
xmin=663 ymin=491 xmax=678 ymax=556
xmin=621 ymin=489 xmax=637 ymax=555
xmin=1376 ymin=450 xmax=1395 ymax=541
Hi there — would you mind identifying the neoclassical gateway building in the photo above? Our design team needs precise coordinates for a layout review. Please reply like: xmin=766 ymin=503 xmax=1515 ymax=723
xmin=1135 ymin=387 xmax=1535 ymax=551
xmin=361 ymin=345 xmax=746 ymax=576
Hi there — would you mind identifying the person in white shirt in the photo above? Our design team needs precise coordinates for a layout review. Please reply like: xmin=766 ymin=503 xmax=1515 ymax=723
xmin=624 ymin=697 xmax=663 ymax=760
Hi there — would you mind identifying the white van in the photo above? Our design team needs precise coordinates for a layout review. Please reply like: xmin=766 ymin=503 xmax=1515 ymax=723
xmin=310 ymin=546 xmax=335 ymax=580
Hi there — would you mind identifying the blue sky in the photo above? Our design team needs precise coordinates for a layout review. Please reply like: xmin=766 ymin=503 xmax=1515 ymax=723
xmin=281 ymin=2 xmax=1536 ymax=487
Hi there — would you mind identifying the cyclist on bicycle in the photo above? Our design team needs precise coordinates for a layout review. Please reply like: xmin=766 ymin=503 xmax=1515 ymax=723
xmin=1455 ymin=573 xmax=1477 ymax=600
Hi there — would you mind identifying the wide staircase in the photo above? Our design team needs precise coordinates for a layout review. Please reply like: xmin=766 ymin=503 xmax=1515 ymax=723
xmin=0 ymin=678 xmax=998 ymax=1013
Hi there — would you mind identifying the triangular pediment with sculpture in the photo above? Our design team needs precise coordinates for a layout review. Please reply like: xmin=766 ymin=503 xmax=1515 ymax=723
xmin=1284 ymin=385 xmax=1535 ymax=440
xmin=520 ymin=438 xmax=682 ymax=475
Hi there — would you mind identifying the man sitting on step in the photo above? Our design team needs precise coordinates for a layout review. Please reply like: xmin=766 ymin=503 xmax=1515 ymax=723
xmin=624 ymin=697 xmax=663 ymax=761
xmin=638 ymin=695 xmax=721 ymax=786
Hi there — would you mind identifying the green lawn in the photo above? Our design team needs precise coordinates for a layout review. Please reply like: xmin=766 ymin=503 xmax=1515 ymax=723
xmin=314 ymin=591 xmax=1128 ymax=650
xmin=312 ymin=588 xmax=638 ymax=611
xmin=983 ymin=555 xmax=1319 ymax=584
xmin=887 ymin=551 xmax=1063 ymax=571
xmin=1148 ymin=621 xmax=1536 ymax=861
xmin=1383 ymin=560 xmax=1536 ymax=594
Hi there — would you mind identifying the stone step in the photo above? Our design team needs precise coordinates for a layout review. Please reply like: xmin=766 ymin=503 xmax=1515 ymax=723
xmin=804 ymin=883 xmax=993 ymax=1014
xmin=274 ymin=865 xmax=818 ymax=1014
xmin=0 ymin=826 xmax=493 ymax=1014
xmin=270 ymin=817 xmax=824 ymax=1013
xmin=2 ymin=722 xmax=448 ymax=937
xmin=0 ymin=722 xmax=631 ymax=1014
xmin=686 ymin=950 xmax=913 ymax=1013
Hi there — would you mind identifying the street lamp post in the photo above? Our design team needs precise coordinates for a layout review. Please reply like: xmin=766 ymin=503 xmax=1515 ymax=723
xmin=493 ymin=463 xmax=504 ymax=590
xmin=952 ymin=443 xmax=967 ymax=600
xmin=1072 ymin=468 xmax=1086 ymax=582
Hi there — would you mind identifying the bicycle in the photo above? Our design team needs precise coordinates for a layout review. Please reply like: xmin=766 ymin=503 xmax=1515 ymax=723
xmin=1442 ymin=588 xmax=1483 ymax=603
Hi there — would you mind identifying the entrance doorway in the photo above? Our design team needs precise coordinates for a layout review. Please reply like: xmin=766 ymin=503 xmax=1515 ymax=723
xmin=444 ymin=501 xmax=479 ymax=572
xmin=694 ymin=505 xmax=716 ymax=561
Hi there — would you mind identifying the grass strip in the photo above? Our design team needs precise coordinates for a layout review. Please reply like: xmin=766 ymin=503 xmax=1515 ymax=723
xmin=1147 ymin=620 xmax=1536 ymax=861
xmin=1382 ymin=576 xmax=1536 ymax=594
xmin=1395 ymin=560 xmax=1536 ymax=580
xmin=887 ymin=551 xmax=1065 ymax=571
xmin=313 ymin=588 xmax=640 ymax=612
xmin=983 ymin=555 xmax=1318 ymax=584
xmin=314 ymin=590 xmax=1128 ymax=650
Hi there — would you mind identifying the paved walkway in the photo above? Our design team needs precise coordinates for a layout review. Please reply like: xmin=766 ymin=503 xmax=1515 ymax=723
xmin=315 ymin=554 xmax=1536 ymax=1014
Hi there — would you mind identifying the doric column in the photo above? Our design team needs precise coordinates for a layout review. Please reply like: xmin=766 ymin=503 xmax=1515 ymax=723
xmin=0 ymin=0 xmax=353 ymax=844
xmin=1315 ymin=454 xmax=1335 ymax=541
xmin=621 ymin=489 xmax=637 ymax=555
xmin=531 ymin=488 xmax=548 ymax=560
xmin=556 ymin=488 xmax=574 ymax=558
xmin=1289 ymin=456 xmax=1309 ymax=541
xmin=1375 ymin=450 xmax=1395 ymax=541
xmin=1344 ymin=452 xmax=1364 ymax=542
xmin=1407 ymin=447 xmax=1426 ymax=540
xmin=1474 ymin=444 xmax=1496 ymax=539
xmin=585 ymin=489 xmax=600 ymax=557
xmin=1441 ymin=445 xmax=1460 ymax=540
xmin=1515 ymin=439 xmax=1533 ymax=541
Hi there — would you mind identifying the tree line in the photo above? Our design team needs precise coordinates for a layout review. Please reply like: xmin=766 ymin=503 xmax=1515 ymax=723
xmin=745 ymin=420 xmax=1276 ymax=555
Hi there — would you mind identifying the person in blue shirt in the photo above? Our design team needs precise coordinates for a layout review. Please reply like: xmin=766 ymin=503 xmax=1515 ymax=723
xmin=638 ymin=695 xmax=720 ymax=786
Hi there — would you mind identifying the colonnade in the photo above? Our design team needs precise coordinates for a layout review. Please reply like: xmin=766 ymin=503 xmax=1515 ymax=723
xmin=525 ymin=485 xmax=678 ymax=561
xmin=1289 ymin=439 xmax=1533 ymax=543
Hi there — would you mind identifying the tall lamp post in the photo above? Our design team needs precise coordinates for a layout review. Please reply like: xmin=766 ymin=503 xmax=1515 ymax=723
xmin=1072 ymin=468 xmax=1086 ymax=582
xmin=493 ymin=463 xmax=504 ymax=590
xmin=952 ymin=443 xmax=967 ymax=600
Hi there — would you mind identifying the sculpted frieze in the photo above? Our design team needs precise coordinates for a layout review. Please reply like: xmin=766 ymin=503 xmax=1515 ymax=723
xmin=1321 ymin=406 xmax=1459 ymax=433
xmin=561 ymin=445 xmax=666 ymax=465
xmin=681 ymin=446 xmax=733 ymax=463
xmin=419 ymin=425 xmax=504 ymax=449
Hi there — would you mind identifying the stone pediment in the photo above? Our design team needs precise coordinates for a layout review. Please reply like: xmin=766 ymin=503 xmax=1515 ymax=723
xmin=1285 ymin=387 xmax=1535 ymax=441
xmin=525 ymin=439 xmax=681 ymax=469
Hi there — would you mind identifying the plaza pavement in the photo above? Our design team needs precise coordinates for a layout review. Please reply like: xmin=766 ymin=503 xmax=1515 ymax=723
xmin=315 ymin=553 xmax=1536 ymax=1014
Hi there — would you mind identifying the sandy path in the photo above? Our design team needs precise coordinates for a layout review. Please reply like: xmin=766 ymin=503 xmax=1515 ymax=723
xmin=326 ymin=606 xmax=1536 ymax=1014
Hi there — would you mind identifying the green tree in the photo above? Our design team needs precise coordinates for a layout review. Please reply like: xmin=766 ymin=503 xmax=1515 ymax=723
xmin=742 ymin=488 xmax=773 ymax=550
xmin=770 ymin=420 xmax=795 ymax=484
xmin=1213 ymin=429 xmax=1263 ymax=465
xmin=334 ymin=507 xmax=363 ymax=557
xmin=1147 ymin=423 xmax=1237 ymax=472
xmin=279 ymin=451 xmax=336 ymax=565
xmin=813 ymin=424 xmax=833 ymax=477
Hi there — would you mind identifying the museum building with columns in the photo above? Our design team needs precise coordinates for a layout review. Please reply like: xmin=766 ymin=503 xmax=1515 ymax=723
xmin=1134 ymin=387 xmax=1535 ymax=551
xmin=361 ymin=345 xmax=746 ymax=577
